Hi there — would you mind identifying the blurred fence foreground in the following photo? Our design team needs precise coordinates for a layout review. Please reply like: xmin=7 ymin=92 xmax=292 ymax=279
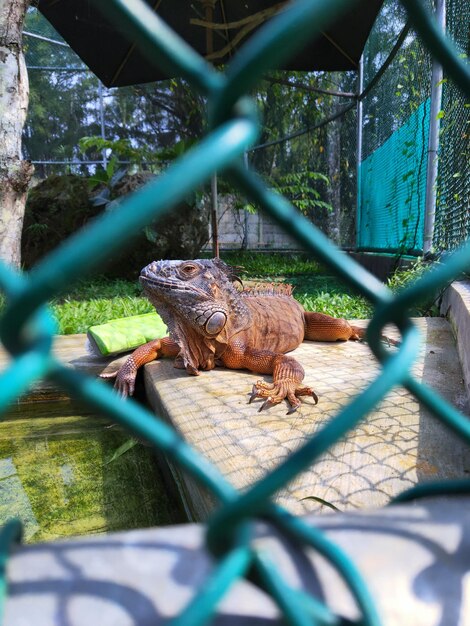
xmin=2 ymin=1 xmax=470 ymax=625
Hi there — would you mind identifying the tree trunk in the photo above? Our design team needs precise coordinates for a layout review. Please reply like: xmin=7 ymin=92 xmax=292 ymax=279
xmin=0 ymin=0 xmax=33 ymax=268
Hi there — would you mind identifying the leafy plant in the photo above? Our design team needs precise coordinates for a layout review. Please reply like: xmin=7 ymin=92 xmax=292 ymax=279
xmin=78 ymin=137 xmax=136 ymax=208
xmin=79 ymin=136 xmax=159 ymax=208
xmin=78 ymin=136 xmax=201 ymax=210
xmin=79 ymin=136 xmax=154 ymax=175
xmin=105 ymin=438 xmax=139 ymax=465
xmin=271 ymin=171 xmax=333 ymax=214
xmin=24 ymin=222 xmax=50 ymax=235
xmin=386 ymin=259 xmax=442 ymax=316
xmin=297 ymin=291 xmax=372 ymax=319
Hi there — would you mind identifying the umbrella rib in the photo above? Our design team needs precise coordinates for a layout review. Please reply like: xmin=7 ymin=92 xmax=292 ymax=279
xmin=320 ymin=30 xmax=358 ymax=68
xmin=110 ymin=0 xmax=163 ymax=86
xmin=219 ymin=0 xmax=231 ymax=49
xmin=205 ymin=19 xmax=264 ymax=61
xmin=190 ymin=1 xmax=288 ymax=31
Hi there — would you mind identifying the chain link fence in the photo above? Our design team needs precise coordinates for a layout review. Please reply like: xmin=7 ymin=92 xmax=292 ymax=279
xmin=433 ymin=0 xmax=470 ymax=251
xmin=357 ymin=0 xmax=469 ymax=256
xmin=1 ymin=0 xmax=470 ymax=624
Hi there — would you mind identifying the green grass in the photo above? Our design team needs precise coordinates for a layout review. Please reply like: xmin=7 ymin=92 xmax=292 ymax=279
xmin=48 ymin=253 xmax=371 ymax=334
xmin=222 ymin=253 xmax=373 ymax=319
xmin=51 ymin=295 xmax=154 ymax=334
xmin=220 ymin=251 xmax=324 ymax=278
xmin=47 ymin=277 xmax=153 ymax=334
xmin=0 ymin=253 xmax=433 ymax=335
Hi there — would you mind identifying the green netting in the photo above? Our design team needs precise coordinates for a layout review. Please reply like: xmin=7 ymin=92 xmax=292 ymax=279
xmin=358 ymin=98 xmax=429 ymax=253
xmin=357 ymin=0 xmax=469 ymax=255
xmin=357 ymin=0 xmax=432 ymax=254
xmin=1 ymin=1 xmax=470 ymax=625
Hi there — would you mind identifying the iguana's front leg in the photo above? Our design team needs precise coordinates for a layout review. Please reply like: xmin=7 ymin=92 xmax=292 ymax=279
xmin=100 ymin=336 xmax=179 ymax=397
xmin=221 ymin=341 xmax=318 ymax=414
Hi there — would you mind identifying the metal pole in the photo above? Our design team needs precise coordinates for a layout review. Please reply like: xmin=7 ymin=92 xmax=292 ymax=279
xmin=98 ymin=81 xmax=107 ymax=169
xmin=199 ymin=0 xmax=219 ymax=257
xmin=211 ymin=174 xmax=219 ymax=258
xmin=355 ymin=54 xmax=364 ymax=252
xmin=243 ymin=152 xmax=249 ymax=249
xmin=423 ymin=0 xmax=445 ymax=255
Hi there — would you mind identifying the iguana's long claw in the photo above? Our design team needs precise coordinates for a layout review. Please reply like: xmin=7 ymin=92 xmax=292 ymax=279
xmin=248 ymin=384 xmax=259 ymax=404
xmin=286 ymin=404 xmax=299 ymax=415
xmin=259 ymin=397 xmax=273 ymax=412
xmin=295 ymin=386 xmax=319 ymax=405
xmin=309 ymin=390 xmax=319 ymax=405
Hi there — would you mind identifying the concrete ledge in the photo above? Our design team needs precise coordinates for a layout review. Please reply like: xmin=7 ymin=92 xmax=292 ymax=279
xmin=441 ymin=280 xmax=470 ymax=403
xmin=5 ymin=496 xmax=470 ymax=626
xmin=0 ymin=334 xmax=126 ymax=419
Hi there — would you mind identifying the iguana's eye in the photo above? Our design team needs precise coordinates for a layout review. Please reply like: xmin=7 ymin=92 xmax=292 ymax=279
xmin=181 ymin=263 xmax=198 ymax=275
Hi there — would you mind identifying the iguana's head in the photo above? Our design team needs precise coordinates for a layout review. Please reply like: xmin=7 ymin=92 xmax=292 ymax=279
xmin=139 ymin=259 xmax=251 ymax=372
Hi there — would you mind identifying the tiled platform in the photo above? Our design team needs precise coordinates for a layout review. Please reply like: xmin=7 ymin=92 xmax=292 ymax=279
xmin=143 ymin=316 xmax=469 ymax=519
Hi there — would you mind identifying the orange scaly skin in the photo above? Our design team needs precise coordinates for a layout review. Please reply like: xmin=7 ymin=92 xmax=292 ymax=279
xmin=103 ymin=259 xmax=368 ymax=413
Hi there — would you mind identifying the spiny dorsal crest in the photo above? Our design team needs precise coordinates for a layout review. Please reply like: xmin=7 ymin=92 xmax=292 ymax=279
xmin=241 ymin=282 xmax=294 ymax=298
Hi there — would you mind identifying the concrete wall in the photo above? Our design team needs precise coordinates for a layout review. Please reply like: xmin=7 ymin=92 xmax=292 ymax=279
xmin=213 ymin=194 xmax=300 ymax=250
xmin=5 ymin=498 xmax=470 ymax=625
xmin=441 ymin=280 xmax=470 ymax=406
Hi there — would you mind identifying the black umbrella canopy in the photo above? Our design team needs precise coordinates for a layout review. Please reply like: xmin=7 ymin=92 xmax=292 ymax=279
xmin=37 ymin=0 xmax=384 ymax=87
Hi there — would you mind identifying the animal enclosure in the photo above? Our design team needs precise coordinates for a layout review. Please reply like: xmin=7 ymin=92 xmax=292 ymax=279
xmin=1 ymin=1 xmax=470 ymax=625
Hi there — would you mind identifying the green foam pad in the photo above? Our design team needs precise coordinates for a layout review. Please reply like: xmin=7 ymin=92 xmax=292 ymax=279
xmin=87 ymin=312 xmax=167 ymax=356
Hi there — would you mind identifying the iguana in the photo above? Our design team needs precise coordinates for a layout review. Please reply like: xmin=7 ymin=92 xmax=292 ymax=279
xmin=102 ymin=258 xmax=374 ymax=413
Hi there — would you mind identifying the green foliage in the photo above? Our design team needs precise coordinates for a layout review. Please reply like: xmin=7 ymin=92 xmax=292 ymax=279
xmin=270 ymin=171 xmax=333 ymax=214
xmin=79 ymin=136 xmax=153 ymax=168
xmin=79 ymin=136 xmax=198 ymax=210
xmin=46 ymin=276 xmax=152 ymax=334
xmin=386 ymin=259 xmax=441 ymax=316
xmin=386 ymin=259 xmax=430 ymax=291
xmin=156 ymin=138 xmax=198 ymax=162
xmin=78 ymin=136 xmax=156 ymax=202
xmin=51 ymin=295 xmax=153 ymax=335
xmin=55 ymin=277 xmax=142 ymax=301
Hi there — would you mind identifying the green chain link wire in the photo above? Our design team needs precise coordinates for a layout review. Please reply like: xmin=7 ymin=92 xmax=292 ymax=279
xmin=0 ymin=0 xmax=469 ymax=625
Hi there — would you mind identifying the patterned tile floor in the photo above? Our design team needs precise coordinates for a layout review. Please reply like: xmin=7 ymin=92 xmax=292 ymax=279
xmin=144 ymin=318 xmax=469 ymax=518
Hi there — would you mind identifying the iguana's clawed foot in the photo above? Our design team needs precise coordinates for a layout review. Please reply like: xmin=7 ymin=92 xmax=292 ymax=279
xmin=100 ymin=367 xmax=137 ymax=398
xmin=248 ymin=380 xmax=318 ymax=415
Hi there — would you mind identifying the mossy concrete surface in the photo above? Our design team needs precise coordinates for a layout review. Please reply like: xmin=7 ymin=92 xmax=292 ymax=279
xmin=0 ymin=335 xmax=185 ymax=542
